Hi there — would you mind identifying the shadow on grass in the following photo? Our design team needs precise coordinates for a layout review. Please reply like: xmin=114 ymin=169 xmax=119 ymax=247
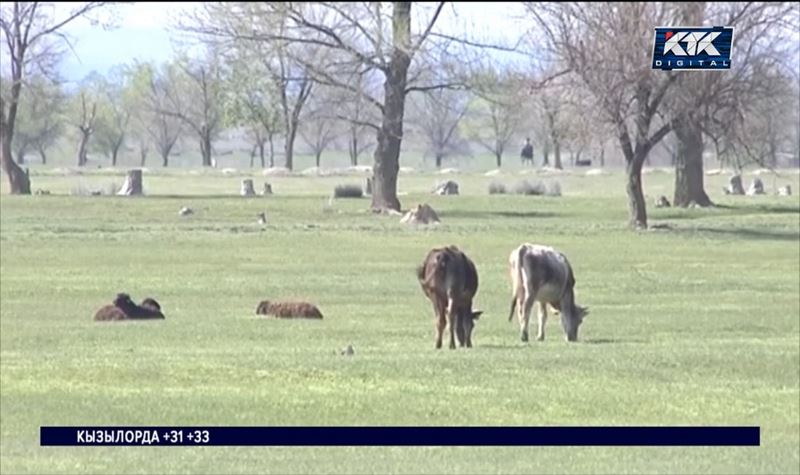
xmin=673 ymin=226 xmax=799 ymax=242
xmin=713 ymin=203 xmax=800 ymax=214
xmin=582 ymin=338 xmax=647 ymax=345
xmin=480 ymin=338 xmax=645 ymax=348
xmin=654 ymin=202 xmax=800 ymax=221
xmin=440 ymin=210 xmax=561 ymax=220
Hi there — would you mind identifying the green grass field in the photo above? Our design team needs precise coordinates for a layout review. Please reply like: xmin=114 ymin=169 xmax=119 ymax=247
xmin=1 ymin=164 xmax=799 ymax=474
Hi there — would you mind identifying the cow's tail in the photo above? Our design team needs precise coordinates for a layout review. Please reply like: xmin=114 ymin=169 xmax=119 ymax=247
xmin=508 ymin=245 xmax=527 ymax=322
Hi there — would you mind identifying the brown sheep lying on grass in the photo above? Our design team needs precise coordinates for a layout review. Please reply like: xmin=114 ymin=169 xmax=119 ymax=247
xmin=94 ymin=293 xmax=165 ymax=321
xmin=255 ymin=300 xmax=324 ymax=319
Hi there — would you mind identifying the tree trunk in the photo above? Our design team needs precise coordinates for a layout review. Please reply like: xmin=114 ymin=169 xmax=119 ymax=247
xmin=259 ymin=141 xmax=265 ymax=168
xmin=349 ymin=130 xmax=358 ymax=166
xmin=370 ymin=1 xmax=411 ymax=212
xmin=249 ymin=144 xmax=256 ymax=168
xmin=15 ymin=144 xmax=26 ymax=164
xmin=1 ymin=133 xmax=31 ymax=194
xmin=268 ymin=135 xmax=275 ymax=168
xmin=626 ymin=158 xmax=647 ymax=229
xmin=435 ymin=154 xmax=443 ymax=168
xmin=139 ymin=148 xmax=147 ymax=167
xmin=77 ymin=131 xmax=91 ymax=166
xmin=496 ymin=151 xmax=502 ymax=168
xmin=543 ymin=144 xmax=550 ymax=167
xmin=240 ymin=179 xmax=255 ymax=196
xmin=673 ymin=118 xmax=712 ymax=207
xmin=161 ymin=149 xmax=169 ymax=167
xmin=599 ymin=147 xmax=605 ymax=167
xmin=111 ymin=144 xmax=121 ymax=167
xmin=554 ymin=140 xmax=562 ymax=169
xmin=117 ymin=169 xmax=143 ymax=195
xmin=39 ymin=146 xmax=47 ymax=165
xmin=1 ymin=76 xmax=32 ymax=194
xmin=315 ymin=150 xmax=321 ymax=168
xmin=284 ymin=121 xmax=297 ymax=170
xmin=200 ymin=132 xmax=212 ymax=167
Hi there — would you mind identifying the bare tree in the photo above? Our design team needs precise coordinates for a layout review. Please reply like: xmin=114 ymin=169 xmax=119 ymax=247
xmin=299 ymin=107 xmax=338 ymax=169
xmin=11 ymin=74 xmax=64 ymax=165
xmin=182 ymin=2 xmax=509 ymax=211
xmin=412 ymin=84 xmax=470 ymax=168
xmin=162 ymin=54 xmax=223 ymax=167
xmin=334 ymin=71 xmax=376 ymax=166
xmin=462 ymin=65 xmax=523 ymax=168
xmin=527 ymin=2 xmax=679 ymax=229
xmin=537 ymin=88 xmax=566 ymax=170
xmin=220 ymin=50 xmax=283 ymax=169
xmin=186 ymin=3 xmax=314 ymax=171
xmin=1 ymin=1 xmax=112 ymax=193
xmin=133 ymin=61 xmax=184 ymax=167
xmin=93 ymin=71 xmax=130 ymax=166
xmin=664 ymin=2 xmax=798 ymax=207
xmin=73 ymin=89 xmax=98 ymax=167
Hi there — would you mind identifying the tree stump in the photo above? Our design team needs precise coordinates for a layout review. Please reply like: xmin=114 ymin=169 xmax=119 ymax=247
xmin=655 ymin=195 xmax=671 ymax=208
xmin=433 ymin=180 xmax=459 ymax=195
xmin=262 ymin=183 xmax=273 ymax=195
xmin=400 ymin=203 xmax=441 ymax=225
xmin=746 ymin=177 xmax=764 ymax=196
xmin=365 ymin=177 xmax=373 ymax=195
xmin=241 ymin=179 xmax=256 ymax=196
xmin=117 ymin=169 xmax=143 ymax=196
xmin=724 ymin=174 xmax=745 ymax=195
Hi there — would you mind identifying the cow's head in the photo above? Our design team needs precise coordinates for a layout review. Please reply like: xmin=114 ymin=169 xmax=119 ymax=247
xmin=457 ymin=308 xmax=483 ymax=347
xmin=564 ymin=305 xmax=589 ymax=342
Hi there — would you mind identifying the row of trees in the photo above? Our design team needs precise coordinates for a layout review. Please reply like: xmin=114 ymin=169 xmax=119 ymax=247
xmin=6 ymin=57 xmax=584 ymax=169
xmin=2 ymin=2 xmax=798 ymax=229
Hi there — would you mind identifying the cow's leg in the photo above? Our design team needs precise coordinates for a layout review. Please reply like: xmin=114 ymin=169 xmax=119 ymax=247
xmin=536 ymin=302 xmax=548 ymax=341
xmin=455 ymin=311 xmax=467 ymax=348
xmin=520 ymin=292 xmax=536 ymax=343
xmin=446 ymin=295 xmax=457 ymax=350
xmin=433 ymin=298 xmax=446 ymax=349
xmin=464 ymin=314 xmax=472 ymax=348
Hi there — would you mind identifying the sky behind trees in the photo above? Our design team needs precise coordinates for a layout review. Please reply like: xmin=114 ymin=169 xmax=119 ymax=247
xmin=57 ymin=2 xmax=528 ymax=83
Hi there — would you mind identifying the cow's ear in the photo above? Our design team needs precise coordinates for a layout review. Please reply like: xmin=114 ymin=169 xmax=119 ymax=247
xmin=472 ymin=311 xmax=483 ymax=320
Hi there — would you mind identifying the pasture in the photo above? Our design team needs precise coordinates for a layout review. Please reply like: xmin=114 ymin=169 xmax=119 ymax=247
xmin=1 ymin=163 xmax=799 ymax=474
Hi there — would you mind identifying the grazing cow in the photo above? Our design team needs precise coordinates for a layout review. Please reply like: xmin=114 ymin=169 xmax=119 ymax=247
xmin=508 ymin=244 xmax=588 ymax=342
xmin=256 ymin=300 xmax=324 ymax=319
xmin=417 ymin=246 xmax=483 ymax=349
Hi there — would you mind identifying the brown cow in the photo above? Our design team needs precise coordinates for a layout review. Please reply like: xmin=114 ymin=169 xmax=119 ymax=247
xmin=417 ymin=246 xmax=483 ymax=349
xmin=256 ymin=300 xmax=324 ymax=319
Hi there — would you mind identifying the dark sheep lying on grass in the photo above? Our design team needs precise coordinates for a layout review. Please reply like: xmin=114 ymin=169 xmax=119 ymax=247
xmin=94 ymin=293 xmax=165 ymax=321
xmin=256 ymin=300 xmax=324 ymax=319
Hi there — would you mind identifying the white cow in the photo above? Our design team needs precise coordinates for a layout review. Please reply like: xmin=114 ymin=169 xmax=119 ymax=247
xmin=508 ymin=243 xmax=589 ymax=342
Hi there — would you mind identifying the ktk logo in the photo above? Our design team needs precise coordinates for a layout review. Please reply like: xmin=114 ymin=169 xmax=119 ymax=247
xmin=652 ymin=26 xmax=733 ymax=71
xmin=663 ymin=31 xmax=721 ymax=56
